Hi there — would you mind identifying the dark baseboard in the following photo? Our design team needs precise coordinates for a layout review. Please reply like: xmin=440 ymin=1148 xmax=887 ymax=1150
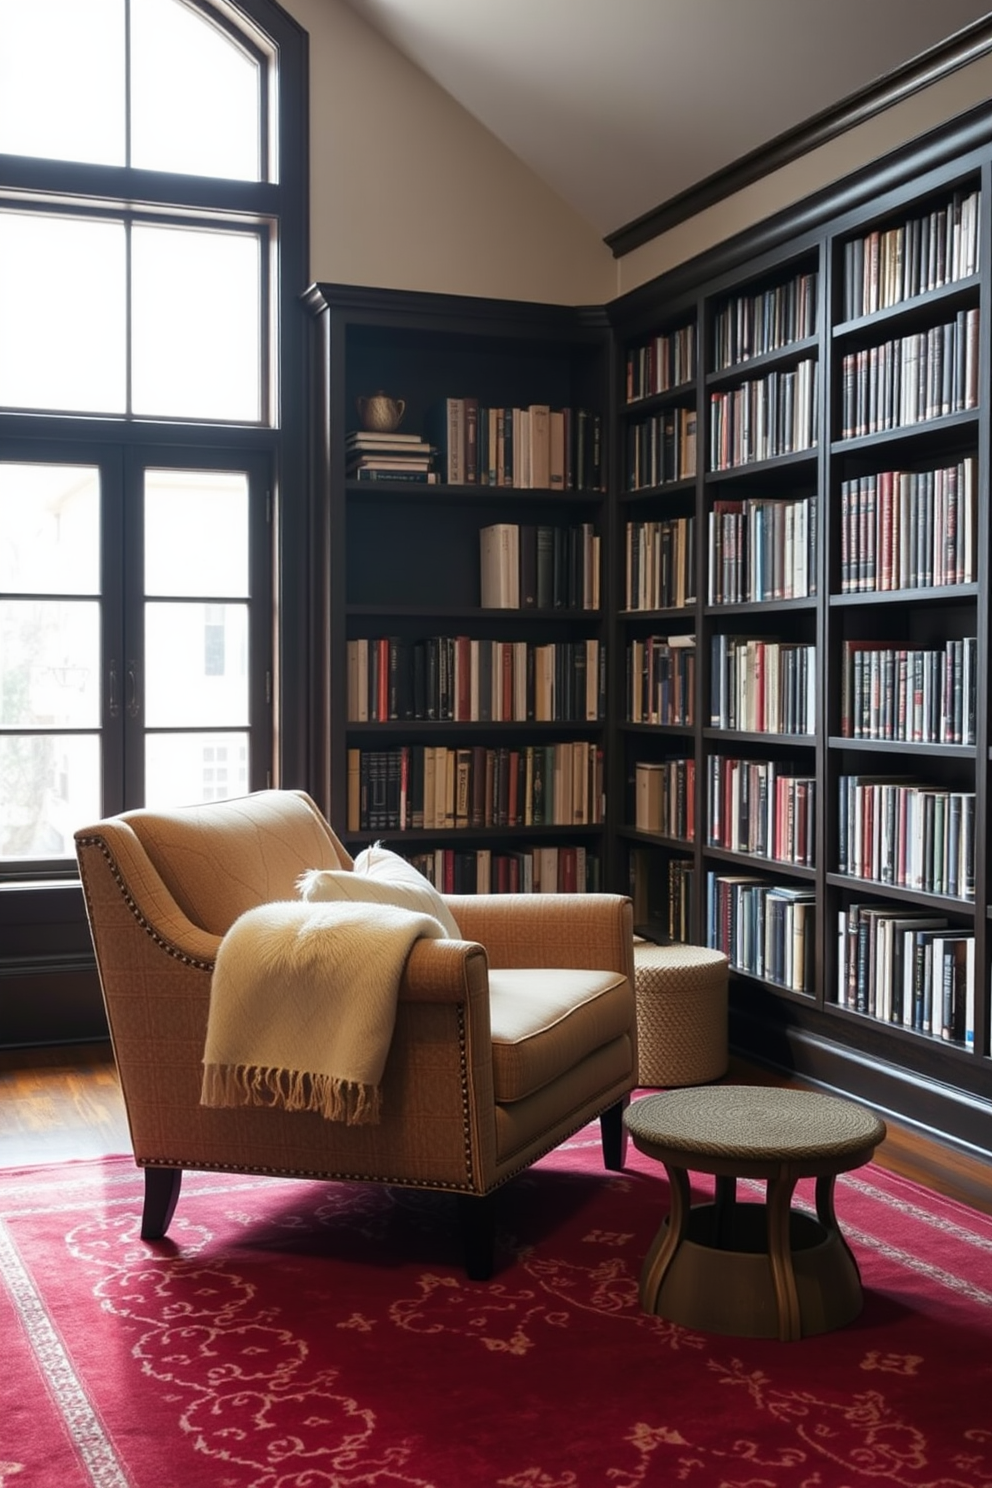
xmin=730 ymin=999 xmax=992 ymax=1166
xmin=0 ymin=960 xmax=107 ymax=1048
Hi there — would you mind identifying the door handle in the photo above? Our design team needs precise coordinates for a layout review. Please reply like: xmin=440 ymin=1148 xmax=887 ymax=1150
xmin=126 ymin=659 xmax=140 ymax=718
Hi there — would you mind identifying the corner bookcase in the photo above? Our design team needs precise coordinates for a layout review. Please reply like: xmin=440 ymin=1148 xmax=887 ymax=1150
xmin=608 ymin=110 xmax=992 ymax=1159
xmin=305 ymin=284 xmax=614 ymax=897
xmin=306 ymin=106 xmax=992 ymax=1161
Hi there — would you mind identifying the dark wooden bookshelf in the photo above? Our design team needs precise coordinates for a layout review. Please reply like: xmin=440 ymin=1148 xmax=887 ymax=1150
xmin=607 ymin=111 xmax=992 ymax=1164
xmin=306 ymin=283 xmax=614 ymax=896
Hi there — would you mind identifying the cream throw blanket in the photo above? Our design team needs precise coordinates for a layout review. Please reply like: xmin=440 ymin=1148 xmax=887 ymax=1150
xmin=200 ymin=899 xmax=445 ymax=1125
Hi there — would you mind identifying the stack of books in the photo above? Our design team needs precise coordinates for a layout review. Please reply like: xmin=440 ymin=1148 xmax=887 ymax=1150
xmin=346 ymin=430 xmax=437 ymax=483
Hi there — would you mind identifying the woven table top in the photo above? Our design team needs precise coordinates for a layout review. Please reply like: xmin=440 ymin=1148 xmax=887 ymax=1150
xmin=624 ymin=1087 xmax=886 ymax=1163
xmin=634 ymin=942 xmax=727 ymax=969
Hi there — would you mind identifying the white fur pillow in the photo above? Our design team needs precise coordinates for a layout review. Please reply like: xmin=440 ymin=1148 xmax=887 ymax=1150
xmin=298 ymin=845 xmax=461 ymax=939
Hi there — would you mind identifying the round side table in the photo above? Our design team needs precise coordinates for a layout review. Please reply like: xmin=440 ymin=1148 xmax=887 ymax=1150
xmin=624 ymin=1086 xmax=887 ymax=1341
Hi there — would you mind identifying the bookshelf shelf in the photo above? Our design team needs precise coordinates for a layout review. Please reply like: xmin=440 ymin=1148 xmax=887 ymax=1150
xmin=824 ymin=871 xmax=974 ymax=912
xmin=621 ymin=477 xmax=697 ymax=502
xmin=345 ymin=605 xmax=603 ymax=620
xmin=832 ymin=274 xmax=981 ymax=341
xmin=346 ymin=481 xmax=605 ymax=505
xmin=829 ymin=584 xmax=979 ymax=608
xmin=703 ymin=597 xmax=817 ymax=616
xmin=625 ymin=383 xmax=695 ymax=414
xmin=829 ymin=739 xmax=975 ymax=762
xmin=704 ymin=449 xmax=818 ymax=483
xmin=345 ymin=823 xmax=601 ymax=843
xmin=701 ymin=728 xmax=816 ymax=744
xmin=705 ymin=333 xmax=819 ymax=387
xmin=346 ymin=719 xmax=602 ymax=737
xmin=702 ymin=845 xmax=817 ymax=879
xmin=832 ymin=409 xmax=980 ymax=452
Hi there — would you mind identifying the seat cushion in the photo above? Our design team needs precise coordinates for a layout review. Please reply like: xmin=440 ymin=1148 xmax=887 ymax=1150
xmin=488 ymin=968 xmax=633 ymax=1103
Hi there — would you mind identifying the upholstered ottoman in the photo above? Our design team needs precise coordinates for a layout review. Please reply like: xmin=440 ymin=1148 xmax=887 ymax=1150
xmin=633 ymin=941 xmax=729 ymax=1087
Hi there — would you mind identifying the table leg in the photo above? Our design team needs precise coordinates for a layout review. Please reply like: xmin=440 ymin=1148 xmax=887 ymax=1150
xmin=714 ymin=1174 xmax=737 ymax=1247
xmin=766 ymin=1173 xmax=801 ymax=1341
xmin=815 ymin=1172 xmax=861 ymax=1281
xmin=640 ymin=1162 xmax=690 ymax=1314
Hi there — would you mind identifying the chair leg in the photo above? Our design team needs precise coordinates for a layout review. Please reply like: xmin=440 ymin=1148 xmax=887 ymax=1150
xmin=456 ymin=1193 xmax=497 ymax=1281
xmin=140 ymin=1167 xmax=183 ymax=1240
xmin=600 ymin=1096 xmax=630 ymax=1171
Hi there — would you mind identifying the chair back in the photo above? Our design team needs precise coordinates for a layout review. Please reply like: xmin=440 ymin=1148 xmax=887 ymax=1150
xmin=85 ymin=789 xmax=351 ymax=937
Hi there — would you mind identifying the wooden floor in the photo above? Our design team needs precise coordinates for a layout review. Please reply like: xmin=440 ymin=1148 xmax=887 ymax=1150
xmin=0 ymin=1042 xmax=132 ymax=1164
xmin=1 ymin=1040 xmax=991 ymax=1218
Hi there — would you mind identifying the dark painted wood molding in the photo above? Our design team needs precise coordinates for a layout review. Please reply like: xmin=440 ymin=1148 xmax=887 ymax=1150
xmin=607 ymin=101 xmax=992 ymax=327
xmin=605 ymin=15 xmax=992 ymax=260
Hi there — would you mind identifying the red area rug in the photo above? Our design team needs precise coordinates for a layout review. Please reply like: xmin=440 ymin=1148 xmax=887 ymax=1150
xmin=2 ymin=1116 xmax=992 ymax=1487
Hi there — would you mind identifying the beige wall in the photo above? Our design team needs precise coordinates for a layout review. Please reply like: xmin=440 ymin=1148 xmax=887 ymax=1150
xmin=285 ymin=0 xmax=991 ymax=308
xmin=618 ymin=53 xmax=992 ymax=297
xmin=284 ymin=0 xmax=615 ymax=305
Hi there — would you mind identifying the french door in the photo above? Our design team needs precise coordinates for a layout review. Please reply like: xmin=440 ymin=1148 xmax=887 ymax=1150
xmin=0 ymin=437 xmax=273 ymax=871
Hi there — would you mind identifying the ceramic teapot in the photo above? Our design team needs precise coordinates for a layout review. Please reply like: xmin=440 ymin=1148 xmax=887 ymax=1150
xmin=356 ymin=391 xmax=406 ymax=432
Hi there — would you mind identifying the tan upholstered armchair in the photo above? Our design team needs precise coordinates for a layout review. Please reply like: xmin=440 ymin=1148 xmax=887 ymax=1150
xmin=75 ymin=789 xmax=637 ymax=1277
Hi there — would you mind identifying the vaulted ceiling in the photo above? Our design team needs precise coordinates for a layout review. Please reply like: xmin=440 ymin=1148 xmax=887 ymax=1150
xmin=341 ymin=0 xmax=992 ymax=239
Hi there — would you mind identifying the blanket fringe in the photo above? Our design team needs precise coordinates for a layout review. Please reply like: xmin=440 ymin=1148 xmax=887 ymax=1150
xmin=201 ymin=1062 xmax=382 ymax=1125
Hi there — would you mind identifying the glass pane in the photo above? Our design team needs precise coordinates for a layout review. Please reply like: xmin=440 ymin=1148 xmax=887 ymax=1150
xmin=145 ymin=731 xmax=249 ymax=808
xmin=0 ymin=733 xmax=101 ymax=860
xmin=0 ymin=465 xmax=100 ymax=594
xmin=0 ymin=0 xmax=125 ymax=166
xmin=145 ymin=471 xmax=249 ymax=597
xmin=0 ymin=214 xmax=126 ymax=414
xmin=131 ymin=0 xmax=261 ymax=181
xmin=131 ymin=225 xmax=261 ymax=421
xmin=0 ymin=600 xmax=101 ymax=727
xmin=144 ymin=602 xmax=248 ymax=727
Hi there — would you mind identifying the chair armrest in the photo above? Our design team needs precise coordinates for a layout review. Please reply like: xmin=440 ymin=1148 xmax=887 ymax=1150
xmin=397 ymin=936 xmax=490 ymax=1005
xmin=443 ymin=893 xmax=634 ymax=984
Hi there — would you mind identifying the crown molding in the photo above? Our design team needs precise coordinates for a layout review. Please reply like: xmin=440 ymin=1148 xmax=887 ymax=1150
xmin=605 ymin=15 xmax=992 ymax=260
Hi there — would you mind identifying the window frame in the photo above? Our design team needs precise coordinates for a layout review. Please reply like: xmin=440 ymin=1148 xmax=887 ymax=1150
xmin=0 ymin=0 xmax=309 ymax=893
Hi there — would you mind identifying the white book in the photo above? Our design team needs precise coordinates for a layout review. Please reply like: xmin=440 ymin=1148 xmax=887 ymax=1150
xmin=347 ymin=640 xmax=359 ymax=722
xmin=476 ymin=848 xmax=491 ymax=896
xmin=479 ymin=523 xmax=520 ymax=608
xmin=636 ymin=761 xmax=666 ymax=833
xmin=535 ymin=643 xmax=555 ymax=722
xmin=513 ymin=640 xmax=528 ymax=721
xmin=423 ymin=746 xmax=436 ymax=832
xmin=586 ymin=638 xmax=600 ymax=721
xmin=837 ymin=909 xmax=848 ymax=1006
xmin=355 ymin=637 xmax=369 ymax=721
xmin=964 ymin=937 xmax=976 ymax=1050
xmin=793 ymin=499 xmax=808 ymax=597
xmin=469 ymin=639 xmax=480 ymax=721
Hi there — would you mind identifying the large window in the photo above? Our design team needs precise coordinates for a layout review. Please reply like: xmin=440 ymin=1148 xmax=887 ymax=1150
xmin=0 ymin=0 xmax=308 ymax=880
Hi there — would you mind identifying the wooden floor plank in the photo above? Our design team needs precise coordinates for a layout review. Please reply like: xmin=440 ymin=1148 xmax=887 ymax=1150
xmin=0 ymin=1042 xmax=131 ymax=1164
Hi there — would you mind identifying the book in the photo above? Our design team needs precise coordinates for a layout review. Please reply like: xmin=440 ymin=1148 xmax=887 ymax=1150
xmin=425 ymin=398 xmax=466 ymax=483
xmin=479 ymin=523 xmax=520 ymax=608
xmin=635 ymin=761 xmax=666 ymax=834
